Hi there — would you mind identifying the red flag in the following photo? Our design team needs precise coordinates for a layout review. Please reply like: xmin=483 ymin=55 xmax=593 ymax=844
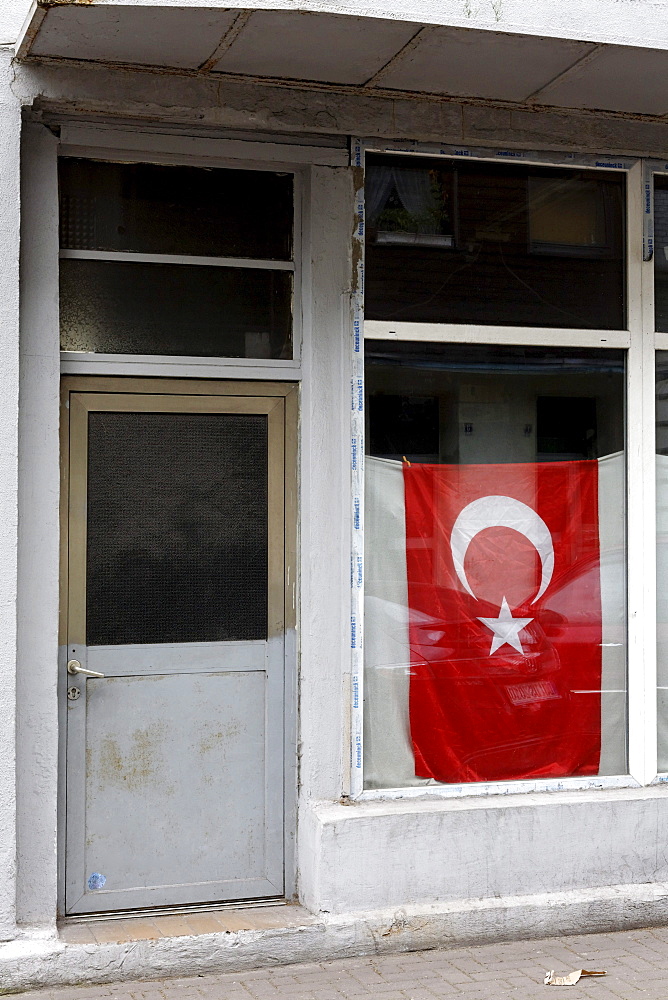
xmin=403 ymin=460 xmax=602 ymax=783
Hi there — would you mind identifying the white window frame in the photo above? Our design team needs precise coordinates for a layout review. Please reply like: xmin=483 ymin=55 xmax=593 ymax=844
xmin=644 ymin=158 xmax=668 ymax=786
xmin=351 ymin=137 xmax=658 ymax=801
xmin=55 ymin=123 xmax=348 ymax=381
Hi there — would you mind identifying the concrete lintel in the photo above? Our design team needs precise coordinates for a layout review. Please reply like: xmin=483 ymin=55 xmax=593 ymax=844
xmin=13 ymin=58 xmax=668 ymax=160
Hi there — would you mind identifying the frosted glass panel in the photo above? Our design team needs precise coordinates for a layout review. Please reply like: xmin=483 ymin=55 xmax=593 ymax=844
xmin=60 ymin=258 xmax=292 ymax=358
xmin=59 ymin=158 xmax=293 ymax=260
xmin=86 ymin=411 xmax=268 ymax=645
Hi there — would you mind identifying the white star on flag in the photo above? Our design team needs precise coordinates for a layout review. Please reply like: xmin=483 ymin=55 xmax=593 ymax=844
xmin=477 ymin=597 xmax=533 ymax=656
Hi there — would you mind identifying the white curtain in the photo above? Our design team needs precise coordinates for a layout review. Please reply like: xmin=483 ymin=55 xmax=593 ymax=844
xmin=365 ymin=166 xmax=436 ymax=230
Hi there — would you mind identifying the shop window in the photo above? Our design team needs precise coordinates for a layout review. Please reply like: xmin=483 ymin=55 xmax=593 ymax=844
xmin=363 ymin=342 xmax=626 ymax=788
xmin=58 ymin=158 xmax=294 ymax=359
xmin=365 ymin=155 xmax=626 ymax=330
xmin=656 ymin=352 xmax=668 ymax=768
xmin=654 ymin=178 xmax=668 ymax=333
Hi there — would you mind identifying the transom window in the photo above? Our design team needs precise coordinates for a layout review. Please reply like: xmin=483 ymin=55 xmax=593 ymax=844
xmin=58 ymin=158 xmax=295 ymax=361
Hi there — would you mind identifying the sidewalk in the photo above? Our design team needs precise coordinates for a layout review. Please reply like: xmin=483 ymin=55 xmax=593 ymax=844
xmin=10 ymin=924 xmax=668 ymax=1000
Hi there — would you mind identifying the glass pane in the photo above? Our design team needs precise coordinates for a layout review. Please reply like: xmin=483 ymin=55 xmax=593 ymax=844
xmin=86 ymin=411 xmax=268 ymax=645
xmin=365 ymin=155 xmax=626 ymax=330
xmin=654 ymin=179 xmax=668 ymax=332
xmin=364 ymin=342 xmax=626 ymax=788
xmin=60 ymin=258 xmax=292 ymax=359
xmin=657 ymin=352 xmax=668 ymax=767
xmin=59 ymin=158 xmax=293 ymax=260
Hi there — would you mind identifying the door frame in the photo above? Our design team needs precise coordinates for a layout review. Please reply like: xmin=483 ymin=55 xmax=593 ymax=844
xmin=58 ymin=375 xmax=299 ymax=916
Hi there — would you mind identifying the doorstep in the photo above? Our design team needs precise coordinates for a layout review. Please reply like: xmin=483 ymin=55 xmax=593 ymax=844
xmin=58 ymin=902 xmax=318 ymax=945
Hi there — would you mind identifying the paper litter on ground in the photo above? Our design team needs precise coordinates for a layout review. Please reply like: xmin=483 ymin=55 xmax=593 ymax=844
xmin=544 ymin=970 xmax=607 ymax=986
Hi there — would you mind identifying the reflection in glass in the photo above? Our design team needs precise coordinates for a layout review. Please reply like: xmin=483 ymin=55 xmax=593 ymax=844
xmin=60 ymin=259 xmax=292 ymax=359
xmin=365 ymin=155 xmax=626 ymax=330
xmin=656 ymin=353 xmax=668 ymax=768
xmin=364 ymin=343 xmax=626 ymax=788
xmin=654 ymin=180 xmax=668 ymax=332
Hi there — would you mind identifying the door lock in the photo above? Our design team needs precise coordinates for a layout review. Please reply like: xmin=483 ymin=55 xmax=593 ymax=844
xmin=67 ymin=660 xmax=105 ymax=678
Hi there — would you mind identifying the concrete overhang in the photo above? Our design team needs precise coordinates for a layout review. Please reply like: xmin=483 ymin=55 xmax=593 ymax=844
xmin=15 ymin=1 xmax=668 ymax=118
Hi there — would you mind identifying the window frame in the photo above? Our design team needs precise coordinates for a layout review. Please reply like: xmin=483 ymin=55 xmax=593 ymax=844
xmin=56 ymin=129 xmax=312 ymax=380
xmin=643 ymin=159 xmax=668 ymax=785
xmin=351 ymin=137 xmax=657 ymax=800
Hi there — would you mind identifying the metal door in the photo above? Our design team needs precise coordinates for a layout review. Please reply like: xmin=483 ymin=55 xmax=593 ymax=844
xmin=60 ymin=379 xmax=295 ymax=915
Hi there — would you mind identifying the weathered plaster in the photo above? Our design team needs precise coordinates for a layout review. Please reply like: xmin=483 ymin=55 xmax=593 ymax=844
xmin=16 ymin=120 xmax=60 ymax=930
xmin=13 ymin=59 xmax=668 ymax=161
xmin=1 ymin=2 xmax=34 ymax=47
xmin=0 ymin=45 xmax=21 ymax=944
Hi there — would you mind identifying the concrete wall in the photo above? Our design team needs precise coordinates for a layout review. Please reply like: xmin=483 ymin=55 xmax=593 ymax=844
xmin=303 ymin=788 xmax=668 ymax=915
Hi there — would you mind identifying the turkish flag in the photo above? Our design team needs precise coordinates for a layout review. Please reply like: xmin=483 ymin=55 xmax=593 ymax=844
xmin=403 ymin=460 xmax=602 ymax=783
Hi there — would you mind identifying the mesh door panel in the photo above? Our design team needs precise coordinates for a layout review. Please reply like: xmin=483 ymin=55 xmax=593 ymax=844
xmin=86 ymin=411 xmax=268 ymax=645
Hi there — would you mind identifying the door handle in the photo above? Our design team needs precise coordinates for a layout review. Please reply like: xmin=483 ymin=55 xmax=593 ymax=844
xmin=67 ymin=659 xmax=105 ymax=678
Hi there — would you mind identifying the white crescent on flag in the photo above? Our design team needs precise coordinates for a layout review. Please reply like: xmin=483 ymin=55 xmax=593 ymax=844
xmin=450 ymin=495 xmax=555 ymax=605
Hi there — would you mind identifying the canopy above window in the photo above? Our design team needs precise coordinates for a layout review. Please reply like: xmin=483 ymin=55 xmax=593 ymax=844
xmin=16 ymin=1 xmax=668 ymax=117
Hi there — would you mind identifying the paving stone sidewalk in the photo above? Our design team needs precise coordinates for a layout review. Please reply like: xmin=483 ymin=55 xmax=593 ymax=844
xmin=12 ymin=925 xmax=668 ymax=1000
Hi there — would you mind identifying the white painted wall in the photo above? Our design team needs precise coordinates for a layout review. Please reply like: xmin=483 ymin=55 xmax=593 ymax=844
xmin=0 ymin=45 xmax=21 ymax=944
xmin=298 ymin=163 xmax=354 ymax=811
xmin=16 ymin=121 xmax=60 ymax=930
xmin=0 ymin=2 xmax=30 ymax=46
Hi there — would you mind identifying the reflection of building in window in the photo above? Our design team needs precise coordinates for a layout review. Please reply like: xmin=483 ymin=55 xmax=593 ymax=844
xmin=528 ymin=177 xmax=616 ymax=258
xmin=654 ymin=180 xmax=668 ymax=332
xmin=656 ymin=371 xmax=668 ymax=455
xmin=366 ymin=160 xmax=455 ymax=247
xmin=365 ymin=155 xmax=626 ymax=330
xmin=365 ymin=343 xmax=622 ymax=467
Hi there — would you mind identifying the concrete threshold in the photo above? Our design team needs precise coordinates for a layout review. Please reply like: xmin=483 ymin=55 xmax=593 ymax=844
xmin=4 ymin=883 xmax=668 ymax=993
xmin=57 ymin=902 xmax=318 ymax=945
